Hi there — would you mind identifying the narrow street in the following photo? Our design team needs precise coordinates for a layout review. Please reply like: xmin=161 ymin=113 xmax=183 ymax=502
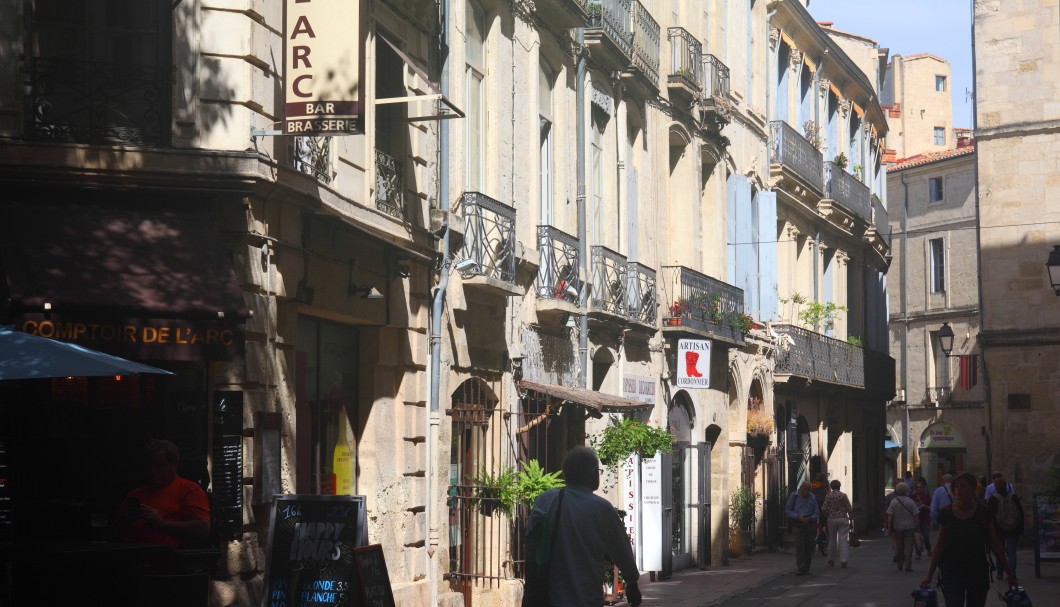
xmin=631 ymin=532 xmax=1059 ymax=607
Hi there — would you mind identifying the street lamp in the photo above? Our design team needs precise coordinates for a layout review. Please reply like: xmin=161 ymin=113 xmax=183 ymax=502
xmin=938 ymin=322 xmax=955 ymax=357
xmin=1046 ymin=245 xmax=1060 ymax=295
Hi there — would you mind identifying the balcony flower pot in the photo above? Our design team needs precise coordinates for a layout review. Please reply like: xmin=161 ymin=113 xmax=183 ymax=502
xmin=665 ymin=317 xmax=682 ymax=326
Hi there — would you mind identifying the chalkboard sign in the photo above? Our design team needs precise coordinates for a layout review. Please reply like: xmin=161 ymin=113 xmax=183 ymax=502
xmin=351 ymin=545 xmax=395 ymax=607
xmin=264 ymin=495 xmax=367 ymax=607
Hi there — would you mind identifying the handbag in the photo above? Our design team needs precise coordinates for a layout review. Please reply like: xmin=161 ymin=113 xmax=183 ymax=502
xmin=913 ymin=529 xmax=925 ymax=552
xmin=522 ymin=489 xmax=565 ymax=607
xmin=847 ymin=521 xmax=860 ymax=547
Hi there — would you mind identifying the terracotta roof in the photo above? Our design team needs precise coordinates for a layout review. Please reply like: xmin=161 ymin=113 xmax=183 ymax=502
xmin=886 ymin=146 xmax=975 ymax=172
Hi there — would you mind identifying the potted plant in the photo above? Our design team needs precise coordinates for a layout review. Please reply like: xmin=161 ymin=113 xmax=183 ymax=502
xmin=746 ymin=397 xmax=773 ymax=442
xmin=778 ymin=291 xmax=807 ymax=323
xmin=467 ymin=467 xmax=517 ymax=517
xmin=513 ymin=459 xmax=564 ymax=508
xmin=729 ymin=486 xmax=760 ymax=555
xmin=730 ymin=313 xmax=759 ymax=335
xmin=666 ymin=299 xmax=687 ymax=325
xmin=833 ymin=152 xmax=848 ymax=169
xmin=590 ymin=416 xmax=675 ymax=470
xmin=798 ymin=301 xmax=848 ymax=331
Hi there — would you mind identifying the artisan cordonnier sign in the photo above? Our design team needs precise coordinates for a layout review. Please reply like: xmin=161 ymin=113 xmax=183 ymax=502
xmin=284 ymin=0 xmax=367 ymax=135
xmin=676 ymin=339 xmax=711 ymax=388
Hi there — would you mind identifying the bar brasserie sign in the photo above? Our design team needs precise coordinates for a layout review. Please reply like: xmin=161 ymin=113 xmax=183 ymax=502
xmin=284 ymin=0 xmax=366 ymax=135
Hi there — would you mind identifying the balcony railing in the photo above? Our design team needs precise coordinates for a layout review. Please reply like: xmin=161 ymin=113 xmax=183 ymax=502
xmin=824 ymin=161 xmax=872 ymax=224
xmin=535 ymin=226 xmax=580 ymax=303
xmin=586 ymin=0 xmax=633 ymax=58
xmin=872 ymin=194 xmax=890 ymax=247
xmin=701 ymin=54 xmax=730 ymax=101
xmin=925 ymin=387 xmax=952 ymax=405
xmin=591 ymin=246 xmax=628 ymax=316
xmin=291 ymin=137 xmax=333 ymax=184
xmin=769 ymin=121 xmax=824 ymax=192
xmin=773 ymin=325 xmax=895 ymax=394
xmin=660 ymin=266 xmax=745 ymax=342
xmin=625 ymin=262 xmax=657 ymax=325
xmin=375 ymin=149 xmax=405 ymax=218
xmin=630 ymin=1 xmax=661 ymax=85
xmin=459 ymin=192 xmax=517 ymax=285
xmin=667 ymin=27 xmax=701 ymax=89
xmin=24 ymin=57 xmax=169 ymax=146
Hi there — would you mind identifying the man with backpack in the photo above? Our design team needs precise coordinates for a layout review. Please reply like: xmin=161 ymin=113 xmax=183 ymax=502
xmin=987 ymin=474 xmax=1024 ymax=578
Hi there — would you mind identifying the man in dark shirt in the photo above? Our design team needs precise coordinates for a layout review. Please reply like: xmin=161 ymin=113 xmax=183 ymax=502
xmin=785 ymin=481 xmax=819 ymax=575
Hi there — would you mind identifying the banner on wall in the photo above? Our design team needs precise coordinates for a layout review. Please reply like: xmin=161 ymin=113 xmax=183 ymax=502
xmin=284 ymin=0 xmax=367 ymax=135
xmin=676 ymin=339 xmax=711 ymax=388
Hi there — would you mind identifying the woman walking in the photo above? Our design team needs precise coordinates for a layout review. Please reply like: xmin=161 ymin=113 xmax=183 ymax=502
xmin=885 ymin=482 xmax=919 ymax=571
xmin=820 ymin=479 xmax=852 ymax=568
xmin=921 ymin=473 xmax=1016 ymax=607
xmin=911 ymin=478 xmax=932 ymax=559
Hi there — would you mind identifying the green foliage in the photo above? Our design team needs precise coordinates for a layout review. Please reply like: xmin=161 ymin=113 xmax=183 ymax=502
xmin=590 ymin=416 xmax=675 ymax=468
xmin=847 ymin=335 xmax=864 ymax=347
xmin=799 ymin=301 xmax=848 ymax=330
xmin=513 ymin=460 xmax=565 ymax=507
xmin=729 ymin=486 xmax=760 ymax=531
xmin=746 ymin=398 xmax=773 ymax=437
xmin=833 ymin=152 xmax=848 ymax=169
xmin=730 ymin=313 xmax=759 ymax=335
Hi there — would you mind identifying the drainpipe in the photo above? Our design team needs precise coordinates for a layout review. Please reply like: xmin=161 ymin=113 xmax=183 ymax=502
xmin=427 ymin=2 xmax=450 ymax=605
xmin=577 ymin=28 xmax=589 ymax=387
xmin=900 ymin=173 xmax=910 ymax=473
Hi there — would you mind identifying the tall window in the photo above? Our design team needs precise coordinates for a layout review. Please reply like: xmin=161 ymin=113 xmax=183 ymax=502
xmin=539 ymin=62 xmax=554 ymax=226
xmin=929 ymin=238 xmax=946 ymax=293
xmin=933 ymin=127 xmax=945 ymax=146
xmin=465 ymin=2 xmax=486 ymax=190
xmin=296 ymin=317 xmax=359 ymax=495
xmin=591 ymin=109 xmax=606 ymax=246
xmin=929 ymin=177 xmax=944 ymax=203
xmin=935 ymin=75 xmax=946 ymax=92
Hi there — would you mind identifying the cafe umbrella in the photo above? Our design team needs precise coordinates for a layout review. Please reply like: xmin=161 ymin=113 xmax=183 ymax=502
xmin=0 ymin=326 xmax=173 ymax=379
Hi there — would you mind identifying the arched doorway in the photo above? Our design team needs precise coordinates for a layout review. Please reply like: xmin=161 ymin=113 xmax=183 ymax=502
xmin=447 ymin=378 xmax=503 ymax=603
xmin=918 ymin=421 xmax=967 ymax=490
xmin=664 ymin=392 xmax=695 ymax=574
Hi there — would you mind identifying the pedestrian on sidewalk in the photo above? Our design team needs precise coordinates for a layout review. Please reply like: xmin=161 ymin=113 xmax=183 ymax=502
xmin=785 ymin=481 xmax=819 ymax=576
xmin=987 ymin=474 xmax=1024 ymax=578
xmin=911 ymin=478 xmax=933 ymax=559
xmin=930 ymin=473 xmax=954 ymax=530
xmin=525 ymin=447 xmax=642 ymax=607
xmin=885 ymin=482 xmax=919 ymax=572
xmin=809 ymin=472 xmax=829 ymax=557
xmin=921 ymin=472 xmax=1016 ymax=607
xmin=820 ymin=479 xmax=852 ymax=568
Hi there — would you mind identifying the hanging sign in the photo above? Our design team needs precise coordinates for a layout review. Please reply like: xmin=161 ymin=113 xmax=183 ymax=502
xmin=676 ymin=339 xmax=711 ymax=388
xmin=640 ymin=455 xmax=663 ymax=571
xmin=284 ymin=0 xmax=367 ymax=135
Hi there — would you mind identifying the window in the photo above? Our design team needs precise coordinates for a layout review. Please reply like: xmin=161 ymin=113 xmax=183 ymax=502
xmin=539 ymin=62 xmax=554 ymax=225
xmin=296 ymin=317 xmax=360 ymax=495
xmin=465 ymin=1 xmax=486 ymax=190
xmin=1008 ymin=394 xmax=1031 ymax=410
xmin=936 ymin=75 xmax=946 ymax=92
xmin=929 ymin=177 xmax=944 ymax=202
xmin=933 ymin=127 xmax=945 ymax=146
xmin=929 ymin=238 xmax=946 ymax=293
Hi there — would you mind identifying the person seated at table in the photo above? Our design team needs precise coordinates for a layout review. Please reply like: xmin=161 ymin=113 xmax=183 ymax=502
xmin=115 ymin=439 xmax=211 ymax=548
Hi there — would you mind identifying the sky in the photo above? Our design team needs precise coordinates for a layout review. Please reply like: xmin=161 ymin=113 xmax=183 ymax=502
xmin=805 ymin=0 xmax=974 ymax=129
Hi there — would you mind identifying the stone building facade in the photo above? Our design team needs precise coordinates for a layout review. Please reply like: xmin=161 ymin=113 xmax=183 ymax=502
xmin=881 ymin=54 xmax=956 ymax=159
xmin=973 ymin=0 xmax=1060 ymax=497
xmin=0 ymin=1 xmax=894 ymax=606
xmin=885 ymin=146 xmax=983 ymax=488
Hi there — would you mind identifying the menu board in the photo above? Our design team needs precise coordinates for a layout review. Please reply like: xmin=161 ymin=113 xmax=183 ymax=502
xmin=264 ymin=495 xmax=367 ymax=607
xmin=0 ymin=438 xmax=11 ymax=541
xmin=1034 ymin=493 xmax=1060 ymax=577
xmin=212 ymin=390 xmax=244 ymax=538
xmin=351 ymin=545 xmax=395 ymax=607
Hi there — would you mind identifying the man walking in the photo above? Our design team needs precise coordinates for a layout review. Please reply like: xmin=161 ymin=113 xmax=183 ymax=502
xmin=930 ymin=473 xmax=954 ymax=530
xmin=526 ymin=447 xmax=641 ymax=607
xmin=785 ymin=481 xmax=819 ymax=575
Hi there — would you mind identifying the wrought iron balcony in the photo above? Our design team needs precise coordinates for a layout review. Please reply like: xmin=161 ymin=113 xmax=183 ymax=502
xmin=773 ymin=324 xmax=895 ymax=395
xmin=769 ymin=121 xmax=824 ymax=194
xmin=24 ymin=57 xmax=169 ymax=146
xmin=590 ymin=246 xmax=628 ymax=317
xmin=701 ymin=54 xmax=730 ymax=102
xmin=458 ymin=192 xmax=517 ymax=287
xmin=625 ymin=262 xmax=657 ymax=327
xmin=823 ymin=161 xmax=872 ymax=225
xmin=667 ymin=27 xmax=702 ymax=91
xmin=375 ymin=148 xmax=405 ymax=219
xmin=629 ymin=1 xmax=661 ymax=88
xmin=924 ymin=387 xmax=952 ymax=405
xmin=660 ymin=266 xmax=745 ymax=344
xmin=584 ymin=0 xmax=633 ymax=69
xmin=872 ymin=194 xmax=890 ymax=247
xmin=535 ymin=226 xmax=580 ymax=304
xmin=290 ymin=137 xmax=333 ymax=184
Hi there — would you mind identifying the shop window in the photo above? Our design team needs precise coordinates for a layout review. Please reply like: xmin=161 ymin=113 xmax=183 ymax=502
xmin=295 ymin=317 xmax=360 ymax=495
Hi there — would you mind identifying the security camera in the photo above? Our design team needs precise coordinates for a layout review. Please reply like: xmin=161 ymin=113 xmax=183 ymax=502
xmin=454 ymin=258 xmax=476 ymax=272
